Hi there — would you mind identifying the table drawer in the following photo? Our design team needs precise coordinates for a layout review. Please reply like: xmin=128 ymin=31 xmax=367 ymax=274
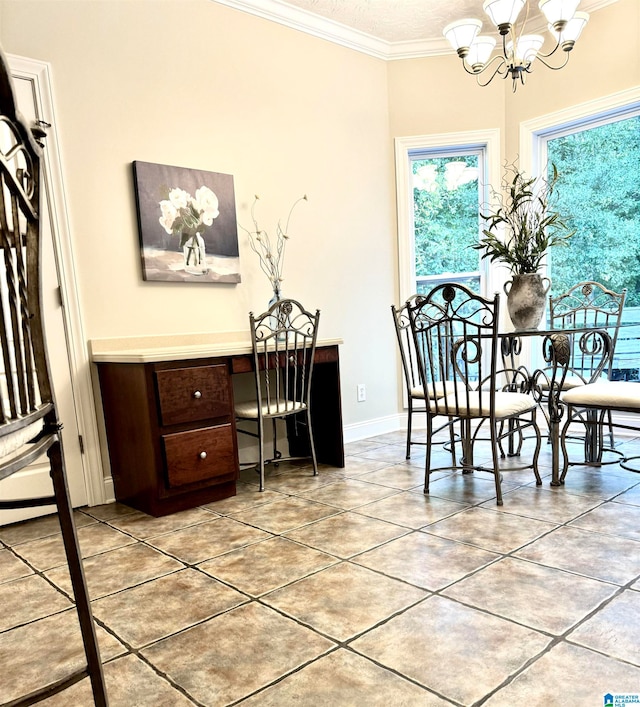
xmin=156 ymin=364 xmax=230 ymax=426
xmin=162 ymin=424 xmax=236 ymax=488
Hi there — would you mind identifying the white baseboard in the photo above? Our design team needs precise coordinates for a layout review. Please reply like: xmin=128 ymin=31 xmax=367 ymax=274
xmin=343 ymin=414 xmax=405 ymax=443
xmin=102 ymin=475 xmax=116 ymax=505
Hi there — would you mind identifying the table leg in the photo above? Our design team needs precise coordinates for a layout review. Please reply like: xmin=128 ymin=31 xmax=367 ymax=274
xmin=539 ymin=334 xmax=572 ymax=487
xmin=546 ymin=329 xmax=613 ymax=478
xmin=500 ymin=336 xmax=524 ymax=458
xmin=584 ymin=409 xmax=601 ymax=463
xmin=548 ymin=418 xmax=562 ymax=486
xmin=501 ymin=333 xmax=564 ymax=481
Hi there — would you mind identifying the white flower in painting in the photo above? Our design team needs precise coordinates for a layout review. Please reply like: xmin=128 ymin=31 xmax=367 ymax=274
xmin=194 ymin=186 xmax=220 ymax=226
xmin=168 ymin=187 xmax=190 ymax=209
xmin=159 ymin=200 xmax=178 ymax=234
xmin=158 ymin=184 xmax=220 ymax=247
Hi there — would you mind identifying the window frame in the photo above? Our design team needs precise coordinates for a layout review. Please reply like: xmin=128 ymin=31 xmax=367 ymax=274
xmin=395 ymin=129 xmax=501 ymax=306
xmin=521 ymin=87 xmax=640 ymax=425
xmin=519 ymin=87 xmax=640 ymax=180
xmin=522 ymin=89 xmax=640 ymax=319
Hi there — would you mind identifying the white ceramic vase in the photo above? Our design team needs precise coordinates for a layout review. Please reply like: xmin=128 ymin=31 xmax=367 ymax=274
xmin=504 ymin=273 xmax=551 ymax=330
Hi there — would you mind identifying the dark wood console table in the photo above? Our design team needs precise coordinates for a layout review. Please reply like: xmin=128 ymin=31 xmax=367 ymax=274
xmin=91 ymin=334 xmax=344 ymax=516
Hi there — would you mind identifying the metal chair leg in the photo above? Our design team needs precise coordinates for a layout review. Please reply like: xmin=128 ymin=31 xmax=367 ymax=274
xmin=48 ymin=440 xmax=108 ymax=706
xmin=424 ymin=415 xmax=433 ymax=494
xmin=271 ymin=417 xmax=279 ymax=462
xmin=490 ymin=423 xmax=503 ymax=506
xmin=306 ymin=408 xmax=318 ymax=476
xmin=257 ymin=416 xmax=265 ymax=492
xmin=406 ymin=397 xmax=413 ymax=459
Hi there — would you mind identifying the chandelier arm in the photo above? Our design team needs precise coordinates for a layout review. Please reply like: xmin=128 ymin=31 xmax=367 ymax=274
xmin=536 ymin=36 xmax=562 ymax=60
xmin=502 ymin=30 xmax=510 ymax=57
xmin=460 ymin=57 xmax=479 ymax=76
xmin=535 ymin=50 xmax=571 ymax=71
xmin=476 ymin=59 xmax=510 ymax=87
xmin=459 ymin=52 xmax=508 ymax=80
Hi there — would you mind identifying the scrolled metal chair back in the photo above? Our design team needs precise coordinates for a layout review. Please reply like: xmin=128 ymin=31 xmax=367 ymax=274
xmin=0 ymin=50 xmax=55 ymax=453
xmin=550 ymin=281 xmax=626 ymax=383
xmin=407 ymin=283 xmax=499 ymax=417
xmin=249 ymin=298 xmax=320 ymax=416
xmin=391 ymin=295 xmax=423 ymax=397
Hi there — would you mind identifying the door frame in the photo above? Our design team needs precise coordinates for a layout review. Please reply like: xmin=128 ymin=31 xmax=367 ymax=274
xmin=9 ymin=53 xmax=106 ymax=507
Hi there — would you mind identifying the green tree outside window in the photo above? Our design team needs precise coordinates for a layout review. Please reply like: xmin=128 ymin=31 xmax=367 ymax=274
xmin=547 ymin=116 xmax=640 ymax=305
xmin=412 ymin=154 xmax=481 ymax=293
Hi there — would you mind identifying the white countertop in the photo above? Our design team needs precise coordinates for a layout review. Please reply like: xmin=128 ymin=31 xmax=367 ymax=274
xmin=89 ymin=332 xmax=343 ymax=364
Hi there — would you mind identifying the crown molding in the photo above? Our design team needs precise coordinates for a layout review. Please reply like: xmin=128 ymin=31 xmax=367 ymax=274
xmin=212 ymin=0 xmax=620 ymax=61
xmin=386 ymin=38 xmax=451 ymax=61
xmin=211 ymin=0 xmax=449 ymax=59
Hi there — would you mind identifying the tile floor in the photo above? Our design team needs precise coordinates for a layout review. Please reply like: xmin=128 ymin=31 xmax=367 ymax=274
xmin=1 ymin=432 xmax=640 ymax=706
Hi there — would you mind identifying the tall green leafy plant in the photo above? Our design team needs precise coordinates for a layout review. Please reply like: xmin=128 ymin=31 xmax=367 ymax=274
xmin=473 ymin=163 xmax=574 ymax=274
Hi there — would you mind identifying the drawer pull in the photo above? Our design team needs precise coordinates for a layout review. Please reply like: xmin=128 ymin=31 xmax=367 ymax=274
xmin=199 ymin=451 xmax=208 ymax=459
xmin=193 ymin=390 xmax=202 ymax=399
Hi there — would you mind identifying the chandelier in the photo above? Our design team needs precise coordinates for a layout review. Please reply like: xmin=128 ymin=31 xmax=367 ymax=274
xmin=443 ymin=0 xmax=589 ymax=91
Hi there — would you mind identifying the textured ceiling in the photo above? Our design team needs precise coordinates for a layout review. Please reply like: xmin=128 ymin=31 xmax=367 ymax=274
xmin=281 ymin=0 xmax=540 ymax=43
xmin=215 ymin=0 xmax=617 ymax=59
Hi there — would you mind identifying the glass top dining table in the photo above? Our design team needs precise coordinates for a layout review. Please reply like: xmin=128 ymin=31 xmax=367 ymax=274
xmin=498 ymin=320 xmax=638 ymax=486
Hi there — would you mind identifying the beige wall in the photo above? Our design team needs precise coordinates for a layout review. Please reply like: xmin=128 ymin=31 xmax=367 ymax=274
xmin=0 ymin=0 xmax=638 ymax=441
xmin=0 ymin=0 xmax=397 ymax=431
xmin=388 ymin=53 xmax=506 ymax=141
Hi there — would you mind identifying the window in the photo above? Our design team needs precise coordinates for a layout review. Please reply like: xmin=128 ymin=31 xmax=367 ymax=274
xmin=536 ymin=103 xmax=640 ymax=378
xmin=395 ymin=130 xmax=500 ymax=304
xmin=411 ymin=149 xmax=482 ymax=295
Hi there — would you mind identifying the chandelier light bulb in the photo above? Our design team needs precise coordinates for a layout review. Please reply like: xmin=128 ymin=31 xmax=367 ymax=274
xmin=549 ymin=11 xmax=590 ymax=49
xmin=466 ymin=36 xmax=498 ymax=69
xmin=507 ymin=34 xmax=545 ymax=65
xmin=483 ymin=0 xmax=526 ymax=32
xmin=538 ymin=0 xmax=581 ymax=29
xmin=443 ymin=18 xmax=483 ymax=53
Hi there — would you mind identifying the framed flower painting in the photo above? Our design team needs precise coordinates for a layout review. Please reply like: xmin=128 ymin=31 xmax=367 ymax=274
xmin=133 ymin=161 xmax=241 ymax=283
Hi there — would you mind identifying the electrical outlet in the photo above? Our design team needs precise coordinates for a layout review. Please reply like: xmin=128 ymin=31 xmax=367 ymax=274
xmin=357 ymin=383 xmax=366 ymax=402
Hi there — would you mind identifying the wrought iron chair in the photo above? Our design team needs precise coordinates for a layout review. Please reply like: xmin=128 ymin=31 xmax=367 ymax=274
xmin=0 ymin=49 xmax=107 ymax=704
xmin=235 ymin=298 xmax=320 ymax=491
xmin=392 ymin=296 xmax=428 ymax=460
xmin=407 ymin=283 xmax=542 ymax=505
xmin=546 ymin=281 xmax=626 ymax=453
xmin=392 ymin=296 xmax=458 ymax=461
xmin=560 ymin=378 xmax=640 ymax=480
